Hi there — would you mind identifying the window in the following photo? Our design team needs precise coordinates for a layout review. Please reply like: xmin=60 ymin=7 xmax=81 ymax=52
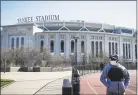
xmin=71 ymin=40 xmax=74 ymax=53
xmin=112 ymin=37 xmax=114 ymax=41
xmin=126 ymin=43 xmax=128 ymax=59
xmin=135 ymin=44 xmax=137 ymax=59
xmin=50 ymin=35 xmax=54 ymax=39
xmin=21 ymin=37 xmax=24 ymax=46
xmin=81 ymin=41 xmax=84 ymax=53
xmin=121 ymin=29 xmax=132 ymax=34
xmin=61 ymin=40 xmax=64 ymax=53
xmin=100 ymin=41 xmax=102 ymax=56
xmin=96 ymin=41 xmax=98 ymax=57
xmin=109 ymin=42 xmax=111 ymax=56
xmin=60 ymin=35 xmax=64 ymax=39
xmin=91 ymin=36 xmax=94 ymax=39
xmin=91 ymin=41 xmax=94 ymax=57
xmin=40 ymin=40 xmax=44 ymax=52
xmin=16 ymin=37 xmax=19 ymax=48
xmin=11 ymin=38 xmax=14 ymax=49
xmin=99 ymin=36 xmax=103 ymax=40
xmin=40 ymin=35 xmax=44 ymax=39
xmin=81 ymin=35 xmax=84 ymax=39
xmin=123 ymin=43 xmax=125 ymax=59
xmin=129 ymin=44 xmax=131 ymax=59
xmin=115 ymin=43 xmax=118 ymax=54
xmin=71 ymin=35 xmax=74 ymax=39
xmin=112 ymin=42 xmax=114 ymax=55
xmin=50 ymin=40 xmax=54 ymax=52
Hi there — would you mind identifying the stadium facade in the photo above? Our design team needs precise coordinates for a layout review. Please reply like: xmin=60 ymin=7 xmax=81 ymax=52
xmin=1 ymin=20 xmax=137 ymax=64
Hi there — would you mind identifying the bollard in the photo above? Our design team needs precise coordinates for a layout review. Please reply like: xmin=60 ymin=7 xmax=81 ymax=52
xmin=62 ymin=79 xmax=72 ymax=95
xmin=72 ymin=69 xmax=80 ymax=95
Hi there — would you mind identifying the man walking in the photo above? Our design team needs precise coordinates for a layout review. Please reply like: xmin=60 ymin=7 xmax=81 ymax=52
xmin=100 ymin=55 xmax=130 ymax=95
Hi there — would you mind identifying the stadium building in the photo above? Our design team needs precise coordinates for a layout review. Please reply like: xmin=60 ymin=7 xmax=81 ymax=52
xmin=1 ymin=20 xmax=137 ymax=64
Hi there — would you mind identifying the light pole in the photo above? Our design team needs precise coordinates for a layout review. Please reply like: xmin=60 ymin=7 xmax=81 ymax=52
xmin=73 ymin=36 xmax=79 ymax=66
xmin=72 ymin=36 xmax=80 ymax=95
xmin=4 ymin=56 xmax=6 ymax=73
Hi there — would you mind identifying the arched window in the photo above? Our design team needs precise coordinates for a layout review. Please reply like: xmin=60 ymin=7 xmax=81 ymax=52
xmin=91 ymin=41 xmax=94 ymax=57
xmin=16 ymin=37 xmax=19 ymax=48
xmin=71 ymin=40 xmax=74 ymax=53
xmin=126 ymin=43 xmax=128 ymax=59
xmin=81 ymin=41 xmax=84 ymax=53
xmin=100 ymin=41 xmax=102 ymax=56
xmin=50 ymin=40 xmax=54 ymax=52
xmin=129 ymin=44 xmax=131 ymax=59
xmin=11 ymin=38 xmax=14 ymax=49
xmin=61 ymin=40 xmax=64 ymax=53
xmin=21 ymin=37 xmax=24 ymax=46
xmin=96 ymin=41 xmax=98 ymax=57
xmin=135 ymin=44 xmax=137 ymax=59
xmin=40 ymin=40 xmax=44 ymax=52
xmin=115 ymin=43 xmax=118 ymax=54
xmin=109 ymin=42 xmax=111 ymax=56
xmin=123 ymin=43 xmax=125 ymax=59
xmin=112 ymin=42 xmax=114 ymax=55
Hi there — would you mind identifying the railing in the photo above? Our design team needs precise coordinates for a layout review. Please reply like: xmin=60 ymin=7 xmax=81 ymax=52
xmin=74 ymin=64 xmax=100 ymax=76
xmin=73 ymin=63 xmax=137 ymax=76
xmin=121 ymin=63 xmax=137 ymax=70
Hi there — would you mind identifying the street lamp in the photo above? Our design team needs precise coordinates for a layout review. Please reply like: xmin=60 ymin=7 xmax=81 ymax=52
xmin=4 ymin=56 xmax=6 ymax=73
xmin=72 ymin=36 xmax=80 ymax=95
xmin=73 ymin=36 xmax=80 ymax=65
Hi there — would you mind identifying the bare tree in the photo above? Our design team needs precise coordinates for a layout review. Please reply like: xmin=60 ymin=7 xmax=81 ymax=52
xmin=1 ymin=49 xmax=17 ymax=67
xmin=49 ymin=55 xmax=65 ymax=71
xmin=99 ymin=52 xmax=109 ymax=65
xmin=88 ymin=54 xmax=98 ymax=64
xmin=69 ymin=54 xmax=76 ymax=66
xmin=1 ymin=47 xmax=52 ymax=68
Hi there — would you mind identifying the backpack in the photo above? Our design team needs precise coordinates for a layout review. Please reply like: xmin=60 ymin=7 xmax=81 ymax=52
xmin=107 ymin=66 xmax=126 ymax=81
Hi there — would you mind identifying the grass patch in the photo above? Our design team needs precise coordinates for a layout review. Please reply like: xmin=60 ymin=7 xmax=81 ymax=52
xmin=0 ymin=79 xmax=14 ymax=87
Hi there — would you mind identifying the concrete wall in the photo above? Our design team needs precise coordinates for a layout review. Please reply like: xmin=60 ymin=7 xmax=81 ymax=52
xmin=1 ymin=67 xmax=20 ymax=72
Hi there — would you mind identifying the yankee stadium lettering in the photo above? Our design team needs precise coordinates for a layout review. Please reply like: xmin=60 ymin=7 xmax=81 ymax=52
xmin=17 ymin=15 xmax=59 ymax=23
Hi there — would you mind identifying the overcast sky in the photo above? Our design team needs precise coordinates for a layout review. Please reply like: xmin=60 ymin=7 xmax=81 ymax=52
xmin=1 ymin=1 xmax=136 ymax=29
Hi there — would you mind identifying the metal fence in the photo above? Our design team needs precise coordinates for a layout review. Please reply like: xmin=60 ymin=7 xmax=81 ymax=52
xmin=74 ymin=64 xmax=100 ymax=76
xmin=121 ymin=63 xmax=137 ymax=70
xmin=74 ymin=63 xmax=137 ymax=76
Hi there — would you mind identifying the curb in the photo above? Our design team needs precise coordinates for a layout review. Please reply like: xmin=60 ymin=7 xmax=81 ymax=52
xmin=33 ymin=75 xmax=71 ymax=95
xmin=1 ymin=81 xmax=16 ymax=89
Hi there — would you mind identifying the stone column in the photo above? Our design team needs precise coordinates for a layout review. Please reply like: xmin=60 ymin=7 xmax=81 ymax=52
xmin=104 ymin=35 xmax=109 ymax=56
xmin=132 ymin=38 xmax=135 ymax=63
xmin=119 ymin=37 xmax=123 ymax=58
xmin=94 ymin=41 xmax=96 ymax=57
xmin=65 ymin=33 xmax=70 ymax=58
xmin=77 ymin=34 xmax=81 ymax=63
xmin=86 ymin=34 xmax=90 ymax=63
xmin=55 ymin=33 xmax=60 ymax=56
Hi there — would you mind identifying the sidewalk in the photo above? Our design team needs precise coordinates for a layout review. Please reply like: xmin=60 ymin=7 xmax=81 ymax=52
xmin=1 ymin=71 xmax=72 ymax=95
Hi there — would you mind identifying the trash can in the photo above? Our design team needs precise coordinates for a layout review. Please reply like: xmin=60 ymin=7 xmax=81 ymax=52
xmin=62 ymin=79 xmax=72 ymax=95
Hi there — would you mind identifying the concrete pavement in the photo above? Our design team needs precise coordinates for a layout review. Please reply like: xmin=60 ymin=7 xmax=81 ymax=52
xmin=35 ymin=76 xmax=71 ymax=95
xmin=1 ymin=71 xmax=72 ymax=95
